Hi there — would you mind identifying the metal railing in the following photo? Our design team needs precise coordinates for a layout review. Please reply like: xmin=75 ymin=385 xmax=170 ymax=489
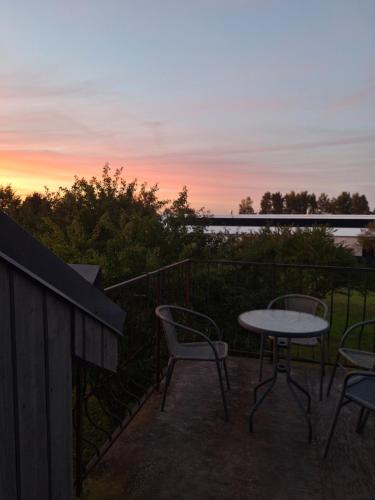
xmin=73 ymin=260 xmax=191 ymax=496
xmin=190 ymin=260 xmax=375 ymax=361
xmin=73 ymin=258 xmax=375 ymax=495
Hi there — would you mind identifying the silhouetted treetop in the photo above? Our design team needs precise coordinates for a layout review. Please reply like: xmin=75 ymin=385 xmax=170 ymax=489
xmin=239 ymin=196 xmax=254 ymax=214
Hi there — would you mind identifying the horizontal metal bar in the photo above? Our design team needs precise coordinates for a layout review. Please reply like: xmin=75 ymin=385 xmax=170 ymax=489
xmin=192 ymin=259 xmax=375 ymax=273
xmin=104 ymin=259 xmax=191 ymax=292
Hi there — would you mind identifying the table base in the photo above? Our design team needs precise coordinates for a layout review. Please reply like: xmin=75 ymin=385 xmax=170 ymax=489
xmin=249 ymin=338 xmax=313 ymax=443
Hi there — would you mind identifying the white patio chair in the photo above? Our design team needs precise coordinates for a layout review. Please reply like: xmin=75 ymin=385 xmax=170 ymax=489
xmin=326 ymin=318 xmax=375 ymax=397
xmin=258 ymin=294 xmax=328 ymax=399
xmin=324 ymin=370 xmax=375 ymax=457
xmin=155 ymin=305 xmax=230 ymax=420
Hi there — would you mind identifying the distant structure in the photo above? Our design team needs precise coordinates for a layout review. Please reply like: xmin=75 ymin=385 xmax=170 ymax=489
xmin=196 ymin=214 xmax=375 ymax=258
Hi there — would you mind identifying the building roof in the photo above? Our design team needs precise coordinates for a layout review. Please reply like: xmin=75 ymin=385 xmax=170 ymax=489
xmin=203 ymin=225 xmax=363 ymax=237
xmin=204 ymin=214 xmax=375 ymax=228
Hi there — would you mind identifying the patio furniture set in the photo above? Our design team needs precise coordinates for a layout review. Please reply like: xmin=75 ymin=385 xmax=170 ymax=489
xmin=155 ymin=296 xmax=375 ymax=457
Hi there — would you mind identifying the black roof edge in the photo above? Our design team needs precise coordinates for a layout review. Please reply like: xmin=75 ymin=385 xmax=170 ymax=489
xmin=0 ymin=211 xmax=125 ymax=335
xmin=193 ymin=216 xmax=374 ymax=228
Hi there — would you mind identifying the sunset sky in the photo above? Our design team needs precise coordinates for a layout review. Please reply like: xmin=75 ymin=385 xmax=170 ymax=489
xmin=1 ymin=0 xmax=374 ymax=213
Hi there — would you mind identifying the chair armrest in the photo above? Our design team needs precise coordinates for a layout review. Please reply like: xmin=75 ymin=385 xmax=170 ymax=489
xmin=343 ymin=369 xmax=375 ymax=390
xmin=340 ymin=318 xmax=375 ymax=348
xmin=164 ymin=305 xmax=222 ymax=340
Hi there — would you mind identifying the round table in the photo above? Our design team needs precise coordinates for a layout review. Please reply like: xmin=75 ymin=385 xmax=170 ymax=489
xmin=238 ymin=309 xmax=329 ymax=442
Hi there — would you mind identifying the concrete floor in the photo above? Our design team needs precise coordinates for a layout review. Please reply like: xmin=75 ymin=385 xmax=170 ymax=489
xmin=84 ymin=357 xmax=375 ymax=500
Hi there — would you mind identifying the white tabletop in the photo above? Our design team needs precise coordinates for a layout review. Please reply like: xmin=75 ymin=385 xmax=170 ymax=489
xmin=238 ymin=309 xmax=329 ymax=338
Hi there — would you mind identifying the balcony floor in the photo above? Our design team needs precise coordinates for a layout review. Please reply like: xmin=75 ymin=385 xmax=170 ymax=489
xmin=84 ymin=357 xmax=375 ymax=500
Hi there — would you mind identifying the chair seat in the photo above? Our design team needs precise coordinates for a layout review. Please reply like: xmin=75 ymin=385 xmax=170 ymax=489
xmin=339 ymin=348 xmax=375 ymax=370
xmin=276 ymin=336 xmax=319 ymax=347
xmin=346 ymin=376 xmax=375 ymax=411
xmin=173 ymin=341 xmax=228 ymax=361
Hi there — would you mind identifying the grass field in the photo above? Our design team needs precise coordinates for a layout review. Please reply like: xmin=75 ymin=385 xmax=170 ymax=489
xmin=296 ymin=289 xmax=375 ymax=363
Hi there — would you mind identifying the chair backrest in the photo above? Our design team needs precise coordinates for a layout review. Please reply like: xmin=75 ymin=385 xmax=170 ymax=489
xmin=155 ymin=305 xmax=179 ymax=355
xmin=268 ymin=294 xmax=328 ymax=319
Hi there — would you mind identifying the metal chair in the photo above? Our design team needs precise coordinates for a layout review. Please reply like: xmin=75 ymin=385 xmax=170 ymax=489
xmin=155 ymin=305 xmax=230 ymax=420
xmin=323 ymin=371 xmax=375 ymax=457
xmin=258 ymin=294 xmax=328 ymax=399
xmin=326 ymin=318 xmax=375 ymax=397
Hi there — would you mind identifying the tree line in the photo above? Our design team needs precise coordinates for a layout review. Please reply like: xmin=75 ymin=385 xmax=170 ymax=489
xmin=0 ymin=166 xmax=358 ymax=285
xmin=239 ymin=191 xmax=372 ymax=214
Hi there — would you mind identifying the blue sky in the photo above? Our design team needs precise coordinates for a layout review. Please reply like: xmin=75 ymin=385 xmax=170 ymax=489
xmin=1 ymin=0 xmax=374 ymax=212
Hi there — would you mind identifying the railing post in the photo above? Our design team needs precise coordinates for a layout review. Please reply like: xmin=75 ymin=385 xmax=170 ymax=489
xmin=155 ymin=272 xmax=162 ymax=390
xmin=184 ymin=260 xmax=192 ymax=307
xmin=75 ymin=363 xmax=83 ymax=497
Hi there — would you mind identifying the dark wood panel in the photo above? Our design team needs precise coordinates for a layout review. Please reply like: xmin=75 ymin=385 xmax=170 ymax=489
xmin=84 ymin=316 xmax=102 ymax=367
xmin=102 ymin=327 xmax=119 ymax=372
xmin=74 ymin=308 xmax=85 ymax=359
xmin=13 ymin=272 xmax=49 ymax=499
xmin=46 ymin=293 xmax=73 ymax=500
xmin=0 ymin=261 xmax=18 ymax=499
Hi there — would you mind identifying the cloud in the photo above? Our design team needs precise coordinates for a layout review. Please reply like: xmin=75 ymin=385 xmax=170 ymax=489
xmin=331 ymin=82 xmax=375 ymax=111
xmin=0 ymin=71 xmax=98 ymax=100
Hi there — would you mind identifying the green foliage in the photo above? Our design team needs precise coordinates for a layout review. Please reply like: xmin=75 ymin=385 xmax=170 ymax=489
xmin=257 ymin=190 xmax=371 ymax=214
xmin=2 ymin=166 xmax=358 ymax=288
xmin=2 ymin=166 xmax=213 ymax=285
xmin=0 ymin=185 xmax=21 ymax=218
xmin=211 ymin=226 xmax=356 ymax=267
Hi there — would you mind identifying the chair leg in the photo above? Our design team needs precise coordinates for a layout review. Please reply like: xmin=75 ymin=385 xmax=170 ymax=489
xmin=161 ymin=358 xmax=175 ymax=412
xmin=323 ymin=394 xmax=346 ymax=458
xmin=259 ymin=334 xmax=265 ymax=382
xmin=223 ymin=359 xmax=230 ymax=390
xmin=326 ymin=353 xmax=340 ymax=397
xmin=356 ymin=407 xmax=370 ymax=434
xmin=216 ymin=360 xmax=229 ymax=421
xmin=319 ymin=339 xmax=325 ymax=401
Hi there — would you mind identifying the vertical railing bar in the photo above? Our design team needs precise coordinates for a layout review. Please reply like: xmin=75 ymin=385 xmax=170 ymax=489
xmin=358 ymin=271 xmax=368 ymax=349
xmin=327 ymin=270 xmax=335 ymax=360
xmin=344 ymin=270 xmax=352 ymax=334
xmin=206 ymin=261 xmax=210 ymax=308
xmin=185 ymin=260 xmax=192 ymax=308
xmin=155 ymin=272 xmax=162 ymax=390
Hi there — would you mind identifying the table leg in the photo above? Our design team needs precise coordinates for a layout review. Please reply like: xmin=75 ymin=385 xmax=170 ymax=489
xmin=287 ymin=377 xmax=311 ymax=413
xmin=249 ymin=336 xmax=278 ymax=432
xmin=285 ymin=339 xmax=312 ymax=443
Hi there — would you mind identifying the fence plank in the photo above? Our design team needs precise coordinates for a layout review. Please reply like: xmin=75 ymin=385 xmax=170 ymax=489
xmin=46 ymin=292 xmax=73 ymax=500
xmin=0 ymin=261 xmax=18 ymax=499
xmin=13 ymin=271 xmax=49 ymax=499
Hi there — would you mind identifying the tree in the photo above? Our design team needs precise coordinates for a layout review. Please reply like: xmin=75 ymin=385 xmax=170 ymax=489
xmin=259 ymin=191 xmax=283 ymax=214
xmin=0 ymin=166 xmax=215 ymax=284
xmin=238 ymin=196 xmax=255 ymax=214
xmin=260 ymin=192 xmax=272 ymax=214
xmin=15 ymin=192 xmax=52 ymax=234
xmin=317 ymin=193 xmax=332 ymax=213
xmin=332 ymin=192 xmax=352 ymax=214
xmin=283 ymin=191 xmax=317 ymax=214
xmin=351 ymin=193 xmax=370 ymax=214
xmin=284 ymin=191 xmax=297 ymax=213
xmin=0 ymin=185 xmax=21 ymax=218
xmin=271 ymin=192 xmax=284 ymax=213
